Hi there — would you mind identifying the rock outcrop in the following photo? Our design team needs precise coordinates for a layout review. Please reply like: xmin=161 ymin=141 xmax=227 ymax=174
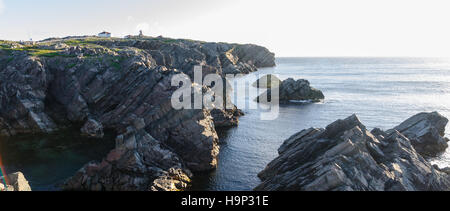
xmin=64 ymin=120 xmax=192 ymax=191
xmin=0 ymin=37 xmax=276 ymax=190
xmin=0 ymin=172 xmax=32 ymax=191
xmin=252 ymin=74 xmax=282 ymax=88
xmin=256 ymin=78 xmax=324 ymax=103
xmin=255 ymin=113 xmax=450 ymax=191
xmin=388 ymin=112 xmax=449 ymax=157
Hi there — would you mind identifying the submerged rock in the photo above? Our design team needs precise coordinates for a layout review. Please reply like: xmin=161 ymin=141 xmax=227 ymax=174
xmin=0 ymin=172 xmax=32 ymax=191
xmin=255 ymin=113 xmax=450 ymax=191
xmin=389 ymin=112 xmax=449 ymax=157
xmin=256 ymin=78 xmax=324 ymax=103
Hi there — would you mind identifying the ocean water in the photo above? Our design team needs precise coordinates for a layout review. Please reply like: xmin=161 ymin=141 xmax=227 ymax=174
xmin=191 ymin=57 xmax=450 ymax=191
xmin=0 ymin=128 xmax=116 ymax=190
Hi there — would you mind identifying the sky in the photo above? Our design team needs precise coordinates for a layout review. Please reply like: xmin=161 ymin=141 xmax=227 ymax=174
xmin=1 ymin=0 xmax=450 ymax=57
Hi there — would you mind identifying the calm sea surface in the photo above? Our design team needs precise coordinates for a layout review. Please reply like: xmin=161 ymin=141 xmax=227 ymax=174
xmin=191 ymin=57 xmax=450 ymax=191
xmin=2 ymin=57 xmax=450 ymax=191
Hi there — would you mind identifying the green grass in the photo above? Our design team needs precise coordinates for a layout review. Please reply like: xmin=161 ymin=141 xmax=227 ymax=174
xmin=111 ymin=61 xmax=121 ymax=70
xmin=162 ymin=39 xmax=177 ymax=44
xmin=29 ymin=49 xmax=64 ymax=57
xmin=63 ymin=39 xmax=107 ymax=49
xmin=0 ymin=42 xmax=76 ymax=58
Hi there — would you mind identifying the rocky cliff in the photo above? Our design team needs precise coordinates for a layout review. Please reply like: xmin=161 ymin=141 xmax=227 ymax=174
xmin=0 ymin=36 xmax=275 ymax=191
xmin=255 ymin=112 xmax=450 ymax=191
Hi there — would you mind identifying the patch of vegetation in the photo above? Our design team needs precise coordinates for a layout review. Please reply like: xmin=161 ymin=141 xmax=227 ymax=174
xmin=0 ymin=42 xmax=70 ymax=58
xmin=29 ymin=49 xmax=65 ymax=57
xmin=63 ymin=39 xmax=106 ymax=49
xmin=111 ymin=61 xmax=121 ymax=70
xmin=162 ymin=39 xmax=177 ymax=44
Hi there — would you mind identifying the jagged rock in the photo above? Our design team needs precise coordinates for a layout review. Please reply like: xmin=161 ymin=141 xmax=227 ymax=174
xmin=0 ymin=172 xmax=32 ymax=191
xmin=63 ymin=126 xmax=192 ymax=191
xmin=1 ymin=36 xmax=275 ymax=190
xmin=252 ymin=74 xmax=282 ymax=88
xmin=388 ymin=112 xmax=449 ymax=157
xmin=255 ymin=114 xmax=450 ymax=191
xmin=211 ymin=107 xmax=244 ymax=128
xmin=256 ymin=78 xmax=324 ymax=103
xmin=1 ymin=37 xmax=275 ymax=172
xmin=80 ymin=118 xmax=104 ymax=138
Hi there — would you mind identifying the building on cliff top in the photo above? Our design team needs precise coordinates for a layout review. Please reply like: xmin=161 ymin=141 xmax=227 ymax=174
xmin=98 ymin=31 xmax=111 ymax=38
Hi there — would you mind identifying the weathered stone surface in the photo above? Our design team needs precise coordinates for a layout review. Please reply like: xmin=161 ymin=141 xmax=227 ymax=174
xmin=256 ymin=78 xmax=324 ymax=103
xmin=64 ymin=126 xmax=192 ymax=191
xmin=0 ymin=172 xmax=32 ymax=191
xmin=389 ymin=112 xmax=449 ymax=157
xmin=255 ymin=114 xmax=450 ymax=191
xmin=80 ymin=118 xmax=104 ymax=138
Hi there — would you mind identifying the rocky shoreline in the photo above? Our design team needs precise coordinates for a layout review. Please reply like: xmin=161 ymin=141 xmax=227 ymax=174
xmin=255 ymin=112 xmax=450 ymax=191
xmin=2 ymin=36 xmax=450 ymax=192
xmin=0 ymin=36 xmax=275 ymax=191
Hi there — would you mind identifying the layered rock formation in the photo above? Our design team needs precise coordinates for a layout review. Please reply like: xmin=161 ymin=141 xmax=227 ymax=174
xmin=256 ymin=78 xmax=324 ymax=103
xmin=388 ymin=112 xmax=449 ymax=157
xmin=0 ymin=37 xmax=275 ymax=191
xmin=64 ymin=119 xmax=192 ymax=191
xmin=0 ymin=172 xmax=32 ymax=191
xmin=255 ymin=112 xmax=450 ymax=191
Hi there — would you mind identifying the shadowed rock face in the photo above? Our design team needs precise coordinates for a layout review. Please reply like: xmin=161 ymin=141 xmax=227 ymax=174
xmin=255 ymin=113 xmax=450 ymax=191
xmin=0 ymin=37 xmax=275 ymax=190
xmin=64 ymin=121 xmax=193 ymax=191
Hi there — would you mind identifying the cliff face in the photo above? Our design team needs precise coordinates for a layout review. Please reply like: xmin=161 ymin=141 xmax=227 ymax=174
xmin=0 ymin=37 xmax=275 ymax=190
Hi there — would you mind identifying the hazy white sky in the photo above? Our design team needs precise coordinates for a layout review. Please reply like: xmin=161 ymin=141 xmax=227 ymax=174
xmin=1 ymin=0 xmax=450 ymax=57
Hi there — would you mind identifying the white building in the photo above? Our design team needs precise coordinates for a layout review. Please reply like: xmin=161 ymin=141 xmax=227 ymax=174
xmin=98 ymin=31 xmax=111 ymax=38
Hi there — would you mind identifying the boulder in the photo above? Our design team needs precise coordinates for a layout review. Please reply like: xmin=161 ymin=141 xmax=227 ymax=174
xmin=255 ymin=114 xmax=450 ymax=191
xmin=256 ymin=78 xmax=324 ymax=103
xmin=80 ymin=118 xmax=104 ymax=138
xmin=388 ymin=112 xmax=449 ymax=157
xmin=0 ymin=172 xmax=32 ymax=191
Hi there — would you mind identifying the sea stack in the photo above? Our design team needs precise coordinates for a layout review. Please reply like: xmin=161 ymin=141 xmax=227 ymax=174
xmin=256 ymin=78 xmax=324 ymax=103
